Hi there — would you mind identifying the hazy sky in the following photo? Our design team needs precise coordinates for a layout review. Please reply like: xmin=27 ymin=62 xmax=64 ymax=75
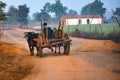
xmin=2 ymin=0 xmax=120 ymax=18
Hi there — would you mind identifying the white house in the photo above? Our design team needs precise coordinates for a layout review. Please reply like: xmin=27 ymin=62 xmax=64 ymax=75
xmin=60 ymin=15 xmax=103 ymax=25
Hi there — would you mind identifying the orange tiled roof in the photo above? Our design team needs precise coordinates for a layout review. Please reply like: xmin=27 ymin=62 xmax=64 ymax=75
xmin=61 ymin=15 xmax=102 ymax=19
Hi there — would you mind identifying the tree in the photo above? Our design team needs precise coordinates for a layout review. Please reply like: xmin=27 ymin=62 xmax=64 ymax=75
xmin=40 ymin=2 xmax=51 ymax=21
xmin=33 ymin=0 xmax=68 ymax=21
xmin=16 ymin=4 xmax=29 ymax=28
xmin=7 ymin=6 xmax=18 ymax=23
xmin=0 ymin=1 xmax=6 ymax=21
xmin=111 ymin=8 xmax=120 ymax=20
xmin=51 ymin=0 xmax=67 ymax=19
xmin=43 ymin=2 xmax=51 ymax=13
xmin=113 ymin=8 xmax=120 ymax=17
xmin=0 ymin=1 xmax=6 ymax=40
xmin=112 ymin=8 xmax=120 ymax=26
xmin=33 ymin=12 xmax=41 ymax=21
xmin=68 ymin=9 xmax=78 ymax=16
xmin=81 ymin=0 xmax=106 ymax=17
xmin=33 ymin=10 xmax=51 ymax=22
xmin=40 ymin=9 xmax=51 ymax=21
xmin=33 ymin=2 xmax=51 ymax=22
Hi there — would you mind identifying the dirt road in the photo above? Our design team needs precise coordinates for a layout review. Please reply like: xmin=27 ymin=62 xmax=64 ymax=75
xmin=2 ymin=28 xmax=120 ymax=80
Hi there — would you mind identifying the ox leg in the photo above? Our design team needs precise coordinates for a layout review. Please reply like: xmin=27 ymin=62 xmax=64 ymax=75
xmin=29 ymin=46 xmax=32 ymax=55
xmin=49 ymin=46 xmax=53 ymax=52
xmin=36 ymin=47 xmax=39 ymax=56
xmin=29 ymin=46 xmax=34 ymax=56
xmin=51 ymin=47 xmax=53 ymax=52
xmin=58 ymin=46 xmax=61 ymax=54
xmin=32 ymin=47 xmax=34 ymax=55
xmin=54 ymin=47 xmax=57 ymax=53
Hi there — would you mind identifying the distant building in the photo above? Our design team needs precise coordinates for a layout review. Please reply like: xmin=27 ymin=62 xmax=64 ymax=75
xmin=60 ymin=15 xmax=103 ymax=25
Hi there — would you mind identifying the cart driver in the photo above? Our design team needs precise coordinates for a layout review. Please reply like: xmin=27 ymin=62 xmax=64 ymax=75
xmin=43 ymin=22 xmax=53 ymax=39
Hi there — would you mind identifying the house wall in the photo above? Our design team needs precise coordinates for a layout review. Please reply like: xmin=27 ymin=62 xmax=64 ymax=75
xmin=66 ymin=19 xmax=78 ymax=25
xmin=66 ymin=18 xmax=102 ymax=25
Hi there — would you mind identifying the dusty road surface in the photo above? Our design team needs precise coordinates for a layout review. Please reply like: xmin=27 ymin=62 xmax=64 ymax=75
xmin=1 ymin=28 xmax=120 ymax=80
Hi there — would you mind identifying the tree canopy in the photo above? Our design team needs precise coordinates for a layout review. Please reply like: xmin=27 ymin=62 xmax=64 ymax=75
xmin=112 ymin=7 xmax=120 ymax=26
xmin=7 ymin=6 xmax=18 ymax=23
xmin=43 ymin=2 xmax=51 ymax=13
xmin=113 ymin=8 xmax=120 ymax=17
xmin=33 ymin=12 xmax=41 ymax=21
xmin=0 ymin=1 xmax=6 ymax=21
xmin=68 ymin=9 xmax=78 ymax=16
xmin=39 ymin=2 xmax=51 ymax=21
xmin=33 ymin=2 xmax=51 ymax=22
xmin=17 ymin=4 xmax=29 ymax=28
xmin=40 ymin=9 xmax=51 ymax=21
xmin=33 ymin=0 xmax=68 ymax=21
xmin=51 ymin=0 xmax=67 ymax=19
xmin=81 ymin=0 xmax=106 ymax=17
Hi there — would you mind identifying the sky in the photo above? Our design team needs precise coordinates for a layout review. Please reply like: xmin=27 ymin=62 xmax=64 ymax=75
xmin=2 ymin=0 xmax=120 ymax=18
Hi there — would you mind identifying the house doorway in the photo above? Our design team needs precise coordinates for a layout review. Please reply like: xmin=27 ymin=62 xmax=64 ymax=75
xmin=78 ymin=19 xmax=81 ymax=24
xmin=87 ymin=19 xmax=90 ymax=24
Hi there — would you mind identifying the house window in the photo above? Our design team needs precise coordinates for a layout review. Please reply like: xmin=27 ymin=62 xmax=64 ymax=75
xmin=78 ymin=19 xmax=81 ymax=24
xmin=87 ymin=19 xmax=90 ymax=24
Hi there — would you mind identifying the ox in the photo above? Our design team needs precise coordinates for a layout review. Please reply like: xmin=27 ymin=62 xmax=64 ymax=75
xmin=24 ymin=32 xmax=54 ymax=56
xmin=24 ymin=32 xmax=39 ymax=56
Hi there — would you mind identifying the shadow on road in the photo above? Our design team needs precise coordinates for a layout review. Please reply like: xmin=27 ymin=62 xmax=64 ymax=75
xmin=112 ymin=49 xmax=120 ymax=54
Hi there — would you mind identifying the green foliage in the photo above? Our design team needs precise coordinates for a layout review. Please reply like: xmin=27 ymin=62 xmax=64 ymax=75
xmin=71 ymin=27 xmax=120 ymax=42
xmin=41 ymin=2 xmax=51 ymax=21
xmin=33 ymin=12 xmax=41 ymax=21
xmin=68 ymin=9 xmax=78 ymax=16
xmin=0 ymin=1 xmax=6 ymax=21
xmin=51 ymin=0 xmax=67 ymax=19
xmin=17 ymin=4 xmax=29 ymax=28
xmin=64 ymin=23 xmax=120 ymax=35
xmin=114 ymin=8 xmax=120 ymax=17
xmin=81 ymin=0 xmax=106 ymax=17
xmin=7 ymin=6 xmax=18 ymax=23
xmin=43 ymin=2 xmax=51 ymax=13
xmin=33 ymin=2 xmax=51 ymax=22
xmin=40 ymin=9 xmax=51 ymax=21
xmin=33 ymin=0 xmax=68 ymax=21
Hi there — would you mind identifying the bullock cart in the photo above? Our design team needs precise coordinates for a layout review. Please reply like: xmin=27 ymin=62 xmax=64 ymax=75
xmin=35 ymin=20 xmax=72 ymax=57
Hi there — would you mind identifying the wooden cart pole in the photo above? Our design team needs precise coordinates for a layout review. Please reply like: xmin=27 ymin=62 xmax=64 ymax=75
xmin=58 ymin=21 xmax=64 ymax=40
xmin=61 ymin=21 xmax=64 ymax=40
xmin=58 ymin=21 xmax=61 ymax=30
xmin=35 ymin=18 xmax=43 ymax=47
xmin=41 ymin=19 xmax=48 ymax=45
xmin=40 ymin=18 xmax=44 ymax=44
xmin=46 ymin=24 xmax=48 ymax=44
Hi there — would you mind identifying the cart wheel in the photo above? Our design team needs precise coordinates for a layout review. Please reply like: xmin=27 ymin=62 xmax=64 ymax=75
xmin=38 ymin=47 xmax=43 ymax=57
xmin=64 ymin=42 xmax=70 ymax=55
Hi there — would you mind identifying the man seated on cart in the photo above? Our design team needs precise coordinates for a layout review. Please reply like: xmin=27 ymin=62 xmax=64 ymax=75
xmin=43 ymin=22 xmax=53 ymax=39
xmin=43 ymin=22 xmax=54 ymax=52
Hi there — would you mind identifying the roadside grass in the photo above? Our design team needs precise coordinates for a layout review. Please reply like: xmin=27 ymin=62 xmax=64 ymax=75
xmin=63 ymin=23 xmax=120 ymax=42
xmin=63 ymin=23 xmax=120 ymax=35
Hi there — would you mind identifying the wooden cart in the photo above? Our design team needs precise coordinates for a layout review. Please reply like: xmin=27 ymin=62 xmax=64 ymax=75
xmin=35 ymin=20 xmax=72 ymax=57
